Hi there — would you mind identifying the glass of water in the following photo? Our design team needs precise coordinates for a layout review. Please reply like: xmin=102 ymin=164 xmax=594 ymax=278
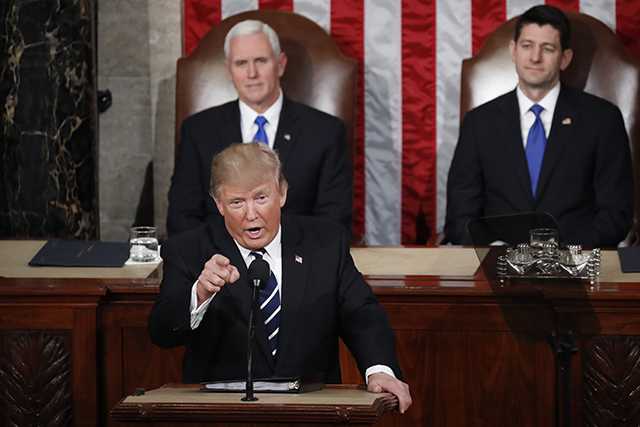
xmin=129 ymin=226 xmax=159 ymax=262
xmin=529 ymin=228 xmax=559 ymax=249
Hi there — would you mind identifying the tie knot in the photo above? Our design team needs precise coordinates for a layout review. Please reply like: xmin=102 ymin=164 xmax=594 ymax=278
xmin=250 ymin=250 xmax=265 ymax=260
xmin=530 ymin=104 xmax=544 ymax=117
xmin=255 ymin=115 xmax=268 ymax=127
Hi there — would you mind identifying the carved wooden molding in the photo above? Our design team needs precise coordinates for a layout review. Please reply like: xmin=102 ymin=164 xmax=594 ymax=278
xmin=0 ymin=331 xmax=72 ymax=426
xmin=583 ymin=335 xmax=640 ymax=427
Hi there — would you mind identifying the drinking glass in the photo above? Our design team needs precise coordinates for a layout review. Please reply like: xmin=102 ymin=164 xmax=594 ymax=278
xmin=529 ymin=228 xmax=559 ymax=249
xmin=129 ymin=226 xmax=159 ymax=262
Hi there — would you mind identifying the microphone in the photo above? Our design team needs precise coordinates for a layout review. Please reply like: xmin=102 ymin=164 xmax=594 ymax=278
xmin=247 ymin=258 xmax=270 ymax=289
xmin=242 ymin=257 xmax=270 ymax=401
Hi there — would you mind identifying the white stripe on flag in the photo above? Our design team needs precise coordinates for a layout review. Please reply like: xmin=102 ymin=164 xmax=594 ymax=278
xmin=364 ymin=0 xmax=403 ymax=245
xmin=581 ymin=0 xmax=616 ymax=30
xmin=506 ymin=0 xmax=543 ymax=19
xmin=436 ymin=0 xmax=472 ymax=232
xmin=294 ymin=0 xmax=331 ymax=33
xmin=221 ymin=0 xmax=258 ymax=20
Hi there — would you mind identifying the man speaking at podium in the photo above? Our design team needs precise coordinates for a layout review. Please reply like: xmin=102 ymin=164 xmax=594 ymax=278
xmin=149 ymin=143 xmax=411 ymax=413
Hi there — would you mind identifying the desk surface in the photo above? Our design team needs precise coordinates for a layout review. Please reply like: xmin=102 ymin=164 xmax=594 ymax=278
xmin=0 ymin=240 xmax=159 ymax=279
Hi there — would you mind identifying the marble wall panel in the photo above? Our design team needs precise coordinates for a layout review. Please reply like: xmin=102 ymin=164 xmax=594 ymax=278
xmin=0 ymin=0 xmax=98 ymax=239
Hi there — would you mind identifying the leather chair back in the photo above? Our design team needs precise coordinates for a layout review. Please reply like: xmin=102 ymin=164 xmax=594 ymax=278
xmin=460 ymin=12 xmax=640 ymax=241
xmin=175 ymin=10 xmax=357 ymax=155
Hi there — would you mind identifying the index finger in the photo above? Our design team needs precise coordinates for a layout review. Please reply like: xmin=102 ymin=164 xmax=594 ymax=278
xmin=211 ymin=254 xmax=231 ymax=267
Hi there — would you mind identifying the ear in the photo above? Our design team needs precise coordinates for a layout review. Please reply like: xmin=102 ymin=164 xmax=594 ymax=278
xmin=278 ymin=181 xmax=288 ymax=208
xmin=277 ymin=52 xmax=287 ymax=78
xmin=509 ymin=40 xmax=516 ymax=63
xmin=560 ymin=48 xmax=573 ymax=71
xmin=212 ymin=194 xmax=225 ymax=217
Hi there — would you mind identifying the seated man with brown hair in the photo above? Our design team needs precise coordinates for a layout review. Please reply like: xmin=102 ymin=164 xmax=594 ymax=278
xmin=151 ymin=143 xmax=411 ymax=413
xmin=445 ymin=5 xmax=632 ymax=247
xmin=167 ymin=19 xmax=352 ymax=236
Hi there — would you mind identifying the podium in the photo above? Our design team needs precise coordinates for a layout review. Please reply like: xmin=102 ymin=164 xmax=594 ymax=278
xmin=110 ymin=384 xmax=397 ymax=426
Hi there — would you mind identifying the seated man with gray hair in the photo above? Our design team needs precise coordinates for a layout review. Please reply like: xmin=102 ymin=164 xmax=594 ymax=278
xmin=150 ymin=143 xmax=411 ymax=413
xmin=167 ymin=19 xmax=352 ymax=237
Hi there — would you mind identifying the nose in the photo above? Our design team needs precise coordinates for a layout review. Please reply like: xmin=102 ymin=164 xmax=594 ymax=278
xmin=245 ymin=201 xmax=258 ymax=220
xmin=247 ymin=61 xmax=257 ymax=78
xmin=530 ymin=45 xmax=542 ymax=62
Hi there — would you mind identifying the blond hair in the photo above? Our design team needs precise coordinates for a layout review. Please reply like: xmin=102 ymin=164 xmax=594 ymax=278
xmin=210 ymin=143 xmax=287 ymax=198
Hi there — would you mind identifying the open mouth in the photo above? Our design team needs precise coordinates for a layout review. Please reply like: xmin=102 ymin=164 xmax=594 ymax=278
xmin=245 ymin=227 xmax=263 ymax=238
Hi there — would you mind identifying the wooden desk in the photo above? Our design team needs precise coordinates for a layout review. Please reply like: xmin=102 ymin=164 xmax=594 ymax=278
xmin=2 ymin=242 xmax=640 ymax=426
xmin=111 ymin=384 xmax=396 ymax=426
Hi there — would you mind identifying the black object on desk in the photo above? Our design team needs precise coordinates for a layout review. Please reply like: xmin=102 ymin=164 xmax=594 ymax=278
xmin=29 ymin=240 xmax=129 ymax=267
xmin=618 ymin=246 xmax=640 ymax=273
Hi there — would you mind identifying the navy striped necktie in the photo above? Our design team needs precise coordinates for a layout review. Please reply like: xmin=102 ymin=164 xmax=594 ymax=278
xmin=250 ymin=251 xmax=280 ymax=358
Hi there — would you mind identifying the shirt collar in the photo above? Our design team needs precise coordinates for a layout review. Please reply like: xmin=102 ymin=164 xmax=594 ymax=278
xmin=516 ymin=82 xmax=560 ymax=118
xmin=234 ymin=225 xmax=282 ymax=264
xmin=238 ymin=90 xmax=284 ymax=133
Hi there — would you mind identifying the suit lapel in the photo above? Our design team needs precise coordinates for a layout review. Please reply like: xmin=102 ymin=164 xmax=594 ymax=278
xmin=536 ymin=86 xmax=575 ymax=202
xmin=500 ymin=91 xmax=535 ymax=206
xmin=273 ymin=97 xmax=300 ymax=165
xmin=207 ymin=220 xmax=275 ymax=370
xmin=275 ymin=216 xmax=309 ymax=370
xmin=225 ymin=101 xmax=243 ymax=145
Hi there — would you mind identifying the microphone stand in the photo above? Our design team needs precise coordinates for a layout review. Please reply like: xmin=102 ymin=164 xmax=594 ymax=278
xmin=242 ymin=278 xmax=261 ymax=402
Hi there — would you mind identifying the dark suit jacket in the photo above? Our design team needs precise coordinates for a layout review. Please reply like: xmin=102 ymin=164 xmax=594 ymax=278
xmin=167 ymin=97 xmax=352 ymax=236
xmin=149 ymin=215 xmax=400 ymax=384
xmin=445 ymin=85 xmax=633 ymax=247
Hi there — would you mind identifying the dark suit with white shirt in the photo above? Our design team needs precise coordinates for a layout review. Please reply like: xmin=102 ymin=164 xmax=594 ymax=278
xmin=167 ymin=97 xmax=352 ymax=236
xmin=445 ymin=85 xmax=632 ymax=247
xmin=148 ymin=214 xmax=400 ymax=383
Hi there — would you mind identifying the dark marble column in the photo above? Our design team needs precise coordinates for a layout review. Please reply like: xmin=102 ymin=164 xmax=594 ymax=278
xmin=0 ymin=0 xmax=98 ymax=239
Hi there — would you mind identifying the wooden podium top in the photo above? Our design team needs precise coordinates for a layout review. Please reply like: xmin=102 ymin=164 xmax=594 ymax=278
xmin=111 ymin=384 xmax=397 ymax=424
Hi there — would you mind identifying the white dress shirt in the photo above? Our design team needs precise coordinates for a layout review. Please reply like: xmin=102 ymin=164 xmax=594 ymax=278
xmin=239 ymin=90 xmax=283 ymax=148
xmin=187 ymin=225 xmax=394 ymax=383
xmin=516 ymin=82 xmax=560 ymax=147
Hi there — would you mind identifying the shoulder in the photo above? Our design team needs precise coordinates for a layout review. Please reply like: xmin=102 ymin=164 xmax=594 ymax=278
xmin=562 ymin=85 xmax=621 ymax=115
xmin=284 ymin=215 xmax=348 ymax=248
xmin=284 ymin=97 xmax=345 ymax=129
xmin=181 ymin=100 xmax=238 ymax=129
xmin=465 ymin=90 xmax=515 ymax=118
xmin=161 ymin=222 xmax=218 ymax=263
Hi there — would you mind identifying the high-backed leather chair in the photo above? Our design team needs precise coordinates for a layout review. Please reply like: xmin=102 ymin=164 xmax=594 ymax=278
xmin=460 ymin=12 xmax=640 ymax=242
xmin=175 ymin=10 xmax=357 ymax=155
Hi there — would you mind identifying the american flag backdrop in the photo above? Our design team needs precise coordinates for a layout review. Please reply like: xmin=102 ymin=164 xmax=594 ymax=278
xmin=182 ymin=0 xmax=640 ymax=245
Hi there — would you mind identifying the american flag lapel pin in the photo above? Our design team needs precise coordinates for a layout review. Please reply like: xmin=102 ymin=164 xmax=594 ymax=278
xmin=295 ymin=255 xmax=303 ymax=264
xmin=562 ymin=117 xmax=572 ymax=125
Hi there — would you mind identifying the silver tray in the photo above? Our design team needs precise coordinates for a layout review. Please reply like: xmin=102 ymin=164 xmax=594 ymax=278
xmin=496 ymin=243 xmax=600 ymax=283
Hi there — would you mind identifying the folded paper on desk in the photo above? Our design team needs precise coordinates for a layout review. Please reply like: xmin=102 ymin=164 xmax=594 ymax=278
xmin=29 ymin=240 xmax=129 ymax=267
xmin=617 ymin=247 xmax=640 ymax=273
xmin=201 ymin=378 xmax=324 ymax=393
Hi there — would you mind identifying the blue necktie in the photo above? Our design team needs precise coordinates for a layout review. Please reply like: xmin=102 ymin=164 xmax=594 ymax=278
xmin=253 ymin=116 xmax=269 ymax=145
xmin=250 ymin=251 xmax=280 ymax=358
xmin=525 ymin=104 xmax=547 ymax=197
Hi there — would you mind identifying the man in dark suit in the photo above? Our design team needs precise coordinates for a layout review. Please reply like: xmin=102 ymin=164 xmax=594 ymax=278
xmin=167 ymin=19 xmax=352 ymax=236
xmin=150 ymin=143 xmax=412 ymax=412
xmin=445 ymin=5 xmax=632 ymax=247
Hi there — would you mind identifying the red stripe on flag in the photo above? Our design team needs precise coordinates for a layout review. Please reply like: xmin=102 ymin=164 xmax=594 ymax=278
xmin=545 ymin=0 xmax=579 ymax=12
xmin=330 ymin=0 xmax=366 ymax=242
xmin=471 ymin=0 xmax=505 ymax=55
xmin=616 ymin=0 xmax=640 ymax=59
xmin=259 ymin=0 xmax=293 ymax=11
xmin=183 ymin=0 xmax=221 ymax=56
xmin=401 ymin=0 xmax=436 ymax=244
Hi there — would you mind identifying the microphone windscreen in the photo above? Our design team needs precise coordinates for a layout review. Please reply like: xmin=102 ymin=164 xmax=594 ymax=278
xmin=247 ymin=258 xmax=270 ymax=283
